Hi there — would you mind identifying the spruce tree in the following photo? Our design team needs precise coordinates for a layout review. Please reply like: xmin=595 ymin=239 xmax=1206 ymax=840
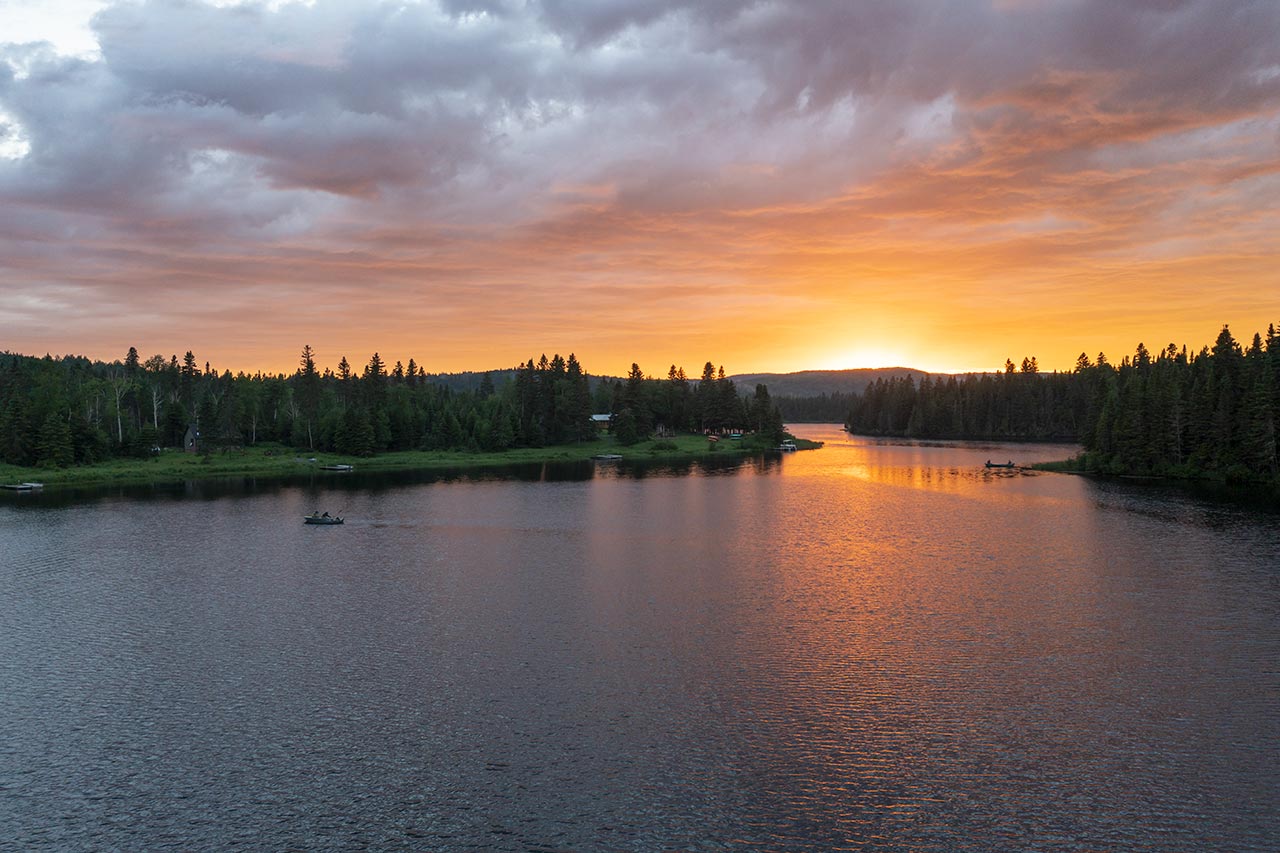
xmin=36 ymin=412 xmax=74 ymax=468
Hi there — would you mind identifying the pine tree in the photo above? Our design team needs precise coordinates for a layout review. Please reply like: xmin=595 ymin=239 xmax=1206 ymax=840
xmin=363 ymin=353 xmax=387 ymax=407
xmin=613 ymin=408 xmax=639 ymax=445
xmin=1242 ymin=347 xmax=1278 ymax=478
xmin=566 ymin=354 xmax=593 ymax=441
xmin=35 ymin=412 xmax=75 ymax=468
xmin=297 ymin=345 xmax=320 ymax=448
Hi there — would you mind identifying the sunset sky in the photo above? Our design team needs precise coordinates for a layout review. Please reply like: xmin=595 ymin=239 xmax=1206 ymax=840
xmin=2 ymin=0 xmax=1278 ymax=377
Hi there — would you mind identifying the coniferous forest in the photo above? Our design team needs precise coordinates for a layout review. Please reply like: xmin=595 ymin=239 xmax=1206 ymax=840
xmin=841 ymin=324 xmax=1280 ymax=484
xmin=3 ymin=324 xmax=1277 ymax=485
xmin=0 ymin=346 xmax=786 ymax=469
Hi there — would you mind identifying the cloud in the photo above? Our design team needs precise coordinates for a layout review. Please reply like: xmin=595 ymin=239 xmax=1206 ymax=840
xmin=0 ymin=0 xmax=1278 ymax=373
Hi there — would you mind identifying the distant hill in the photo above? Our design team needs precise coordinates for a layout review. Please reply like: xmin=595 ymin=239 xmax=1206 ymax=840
xmin=420 ymin=369 xmax=516 ymax=393
xmin=728 ymin=368 xmax=932 ymax=398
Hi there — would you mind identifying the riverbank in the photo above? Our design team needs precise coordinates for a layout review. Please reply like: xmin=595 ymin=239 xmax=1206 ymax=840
xmin=0 ymin=433 xmax=822 ymax=491
xmin=1031 ymin=454 xmax=1280 ymax=494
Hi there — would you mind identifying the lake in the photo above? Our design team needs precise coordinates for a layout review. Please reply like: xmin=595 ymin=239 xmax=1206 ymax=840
xmin=2 ymin=425 xmax=1277 ymax=850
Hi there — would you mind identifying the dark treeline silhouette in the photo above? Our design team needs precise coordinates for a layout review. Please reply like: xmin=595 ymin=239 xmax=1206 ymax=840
xmin=1072 ymin=325 xmax=1279 ymax=482
xmin=776 ymin=392 xmax=860 ymax=423
xmin=845 ymin=357 xmax=1084 ymax=441
xmin=591 ymin=362 xmax=784 ymax=446
xmin=0 ymin=346 xmax=785 ymax=468
xmin=841 ymin=325 xmax=1280 ymax=484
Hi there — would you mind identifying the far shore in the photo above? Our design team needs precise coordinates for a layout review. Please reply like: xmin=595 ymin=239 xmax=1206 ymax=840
xmin=1030 ymin=457 xmax=1280 ymax=497
xmin=0 ymin=433 xmax=822 ymax=492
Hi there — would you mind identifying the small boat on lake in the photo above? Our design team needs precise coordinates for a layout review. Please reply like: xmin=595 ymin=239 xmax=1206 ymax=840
xmin=592 ymin=453 xmax=624 ymax=461
xmin=1 ymin=482 xmax=44 ymax=491
xmin=304 ymin=512 xmax=344 ymax=525
xmin=777 ymin=441 xmax=798 ymax=452
xmin=319 ymin=464 xmax=354 ymax=472
xmin=985 ymin=460 xmax=1016 ymax=469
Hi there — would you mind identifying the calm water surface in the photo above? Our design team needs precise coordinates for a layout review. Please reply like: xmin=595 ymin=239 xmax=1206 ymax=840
xmin=2 ymin=425 xmax=1277 ymax=851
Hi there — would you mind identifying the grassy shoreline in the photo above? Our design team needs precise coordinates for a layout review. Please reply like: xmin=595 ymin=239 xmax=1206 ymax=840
xmin=0 ymin=434 xmax=822 ymax=491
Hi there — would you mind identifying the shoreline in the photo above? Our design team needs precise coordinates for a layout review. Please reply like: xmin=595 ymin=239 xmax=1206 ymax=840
xmin=0 ymin=434 xmax=822 ymax=492
xmin=1031 ymin=458 xmax=1280 ymax=497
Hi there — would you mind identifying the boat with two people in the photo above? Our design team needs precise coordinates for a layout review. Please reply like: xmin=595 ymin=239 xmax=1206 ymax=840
xmin=984 ymin=460 xmax=1016 ymax=469
xmin=304 ymin=511 xmax=344 ymax=525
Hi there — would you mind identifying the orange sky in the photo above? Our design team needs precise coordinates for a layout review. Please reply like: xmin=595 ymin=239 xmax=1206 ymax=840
xmin=2 ymin=1 xmax=1278 ymax=377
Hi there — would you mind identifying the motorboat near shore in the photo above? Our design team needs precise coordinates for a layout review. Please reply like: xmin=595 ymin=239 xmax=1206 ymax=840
xmin=319 ymin=464 xmax=354 ymax=472
xmin=1 ymin=482 xmax=44 ymax=491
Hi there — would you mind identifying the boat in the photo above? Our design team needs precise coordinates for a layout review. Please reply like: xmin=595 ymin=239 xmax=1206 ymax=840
xmin=984 ymin=460 xmax=1016 ymax=469
xmin=777 ymin=441 xmax=798 ymax=452
xmin=304 ymin=512 xmax=344 ymax=525
xmin=319 ymin=464 xmax=354 ymax=472
xmin=1 ymin=482 xmax=43 ymax=491
xmin=592 ymin=453 xmax=624 ymax=461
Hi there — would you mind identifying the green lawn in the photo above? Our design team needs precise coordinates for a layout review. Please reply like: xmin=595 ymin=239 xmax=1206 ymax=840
xmin=0 ymin=432 xmax=819 ymax=491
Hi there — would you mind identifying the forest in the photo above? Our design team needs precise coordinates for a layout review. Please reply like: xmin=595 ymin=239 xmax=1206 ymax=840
xmin=844 ymin=357 xmax=1084 ymax=441
xmin=0 ymin=347 xmax=785 ymax=469
xmin=842 ymin=324 xmax=1280 ymax=483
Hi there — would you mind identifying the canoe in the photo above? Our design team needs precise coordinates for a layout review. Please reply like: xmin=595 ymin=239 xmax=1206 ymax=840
xmin=984 ymin=461 xmax=1016 ymax=469
xmin=303 ymin=515 xmax=344 ymax=525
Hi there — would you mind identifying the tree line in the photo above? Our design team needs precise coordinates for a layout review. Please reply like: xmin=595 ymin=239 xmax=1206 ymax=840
xmin=844 ymin=357 xmax=1085 ymax=441
xmin=840 ymin=325 xmax=1280 ymax=483
xmin=776 ymin=392 xmax=859 ymax=423
xmin=0 ymin=346 xmax=785 ymax=468
xmin=1072 ymin=325 xmax=1278 ymax=482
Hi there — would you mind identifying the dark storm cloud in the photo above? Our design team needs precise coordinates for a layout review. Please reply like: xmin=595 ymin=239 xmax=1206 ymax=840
xmin=1 ymin=0 xmax=1273 ymax=214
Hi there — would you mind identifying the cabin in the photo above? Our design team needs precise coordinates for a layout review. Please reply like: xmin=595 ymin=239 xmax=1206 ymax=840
xmin=184 ymin=424 xmax=201 ymax=453
xmin=591 ymin=414 xmax=612 ymax=432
